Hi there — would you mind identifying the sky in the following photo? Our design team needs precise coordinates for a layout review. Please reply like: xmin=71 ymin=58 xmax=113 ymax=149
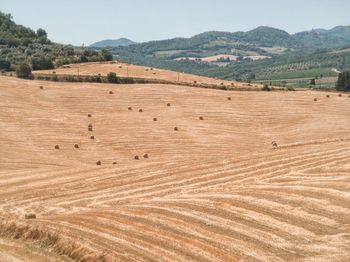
xmin=1 ymin=0 xmax=350 ymax=46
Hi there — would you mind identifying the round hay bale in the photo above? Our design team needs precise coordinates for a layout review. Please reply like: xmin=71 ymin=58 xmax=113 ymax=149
xmin=112 ymin=161 xmax=117 ymax=165
xmin=220 ymin=82 xmax=224 ymax=85
xmin=88 ymin=123 xmax=93 ymax=128
xmin=339 ymin=93 xmax=342 ymax=97
xmin=96 ymin=160 xmax=101 ymax=165
xmin=174 ymin=127 xmax=178 ymax=131
xmin=128 ymin=107 xmax=132 ymax=111
xmin=88 ymin=127 xmax=93 ymax=131
xmin=134 ymin=155 xmax=139 ymax=160
xmin=88 ymin=114 xmax=92 ymax=117
xmin=139 ymin=109 xmax=143 ymax=112
xmin=153 ymin=117 xmax=158 ymax=121
xmin=167 ymin=103 xmax=171 ymax=107
xmin=39 ymin=86 xmax=43 ymax=89
xmin=199 ymin=116 xmax=204 ymax=120
xmin=24 ymin=213 xmax=36 ymax=219
xmin=227 ymin=97 xmax=231 ymax=100
xmin=143 ymin=153 xmax=149 ymax=159
xmin=90 ymin=135 xmax=95 ymax=140
xmin=109 ymin=91 xmax=113 ymax=94
xmin=74 ymin=144 xmax=79 ymax=149
xmin=193 ymin=80 xmax=197 ymax=84
xmin=54 ymin=145 xmax=60 ymax=149
xmin=314 ymin=98 xmax=317 ymax=102
xmin=326 ymin=95 xmax=330 ymax=98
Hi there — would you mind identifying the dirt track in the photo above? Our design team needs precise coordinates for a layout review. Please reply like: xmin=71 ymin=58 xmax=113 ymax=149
xmin=1 ymin=75 xmax=350 ymax=261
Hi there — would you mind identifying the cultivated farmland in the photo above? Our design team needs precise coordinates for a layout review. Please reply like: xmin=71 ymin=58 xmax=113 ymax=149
xmin=1 ymin=74 xmax=350 ymax=261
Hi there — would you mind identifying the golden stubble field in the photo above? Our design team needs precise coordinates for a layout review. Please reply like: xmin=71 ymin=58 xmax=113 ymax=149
xmin=35 ymin=61 xmax=261 ymax=89
xmin=1 ymin=74 xmax=350 ymax=261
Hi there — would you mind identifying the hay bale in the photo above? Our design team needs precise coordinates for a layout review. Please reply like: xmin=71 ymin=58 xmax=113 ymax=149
xmin=134 ymin=155 xmax=139 ymax=160
xmin=326 ymin=95 xmax=330 ymax=98
xmin=112 ymin=161 xmax=117 ymax=165
xmin=96 ymin=160 xmax=101 ymax=165
xmin=167 ymin=103 xmax=171 ymax=107
xmin=88 ymin=123 xmax=93 ymax=128
xmin=153 ymin=118 xmax=158 ymax=121
xmin=39 ymin=86 xmax=43 ymax=89
xmin=109 ymin=91 xmax=113 ymax=94
xmin=88 ymin=127 xmax=93 ymax=131
xmin=174 ymin=127 xmax=178 ymax=131
xmin=74 ymin=144 xmax=79 ymax=149
xmin=314 ymin=98 xmax=317 ymax=102
xmin=339 ymin=93 xmax=342 ymax=97
xmin=24 ymin=213 xmax=36 ymax=219
xmin=90 ymin=135 xmax=95 ymax=140
xmin=199 ymin=116 xmax=204 ymax=120
xmin=227 ymin=97 xmax=231 ymax=100
xmin=193 ymin=80 xmax=197 ymax=84
xmin=88 ymin=114 xmax=92 ymax=117
xmin=139 ymin=109 xmax=143 ymax=112
xmin=220 ymin=82 xmax=224 ymax=85
xmin=54 ymin=145 xmax=60 ymax=149
xmin=143 ymin=153 xmax=149 ymax=159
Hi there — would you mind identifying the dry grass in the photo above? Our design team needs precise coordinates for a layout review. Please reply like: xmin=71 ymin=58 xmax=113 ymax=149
xmin=1 ymin=76 xmax=350 ymax=260
xmin=0 ymin=221 xmax=108 ymax=261
xmin=33 ymin=61 xmax=261 ymax=89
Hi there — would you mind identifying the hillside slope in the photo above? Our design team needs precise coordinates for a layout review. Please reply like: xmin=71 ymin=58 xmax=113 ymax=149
xmin=1 ymin=76 xmax=350 ymax=260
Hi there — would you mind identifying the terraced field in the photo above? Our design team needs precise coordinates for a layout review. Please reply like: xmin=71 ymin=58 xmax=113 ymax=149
xmin=1 ymin=75 xmax=350 ymax=261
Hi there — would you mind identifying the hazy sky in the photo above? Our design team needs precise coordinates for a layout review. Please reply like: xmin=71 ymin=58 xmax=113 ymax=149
xmin=1 ymin=0 xmax=349 ymax=46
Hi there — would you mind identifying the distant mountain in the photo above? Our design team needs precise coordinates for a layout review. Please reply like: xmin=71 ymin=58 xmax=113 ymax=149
xmin=107 ymin=25 xmax=350 ymax=83
xmin=90 ymin=38 xmax=135 ymax=48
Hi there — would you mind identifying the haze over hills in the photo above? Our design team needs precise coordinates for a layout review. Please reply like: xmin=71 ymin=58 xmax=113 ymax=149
xmin=89 ymin=38 xmax=136 ymax=48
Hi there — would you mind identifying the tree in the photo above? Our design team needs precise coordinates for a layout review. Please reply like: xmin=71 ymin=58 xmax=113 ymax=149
xmin=0 ymin=60 xmax=11 ymax=71
xmin=310 ymin=78 xmax=316 ymax=86
xmin=16 ymin=63 xmax=32 ymax=78
xmin=107 ymin=72 xmax=118 ymax=83
xmin=31 ymin=56 xmax=54 ymax=70
xmin=36 ymin=28 xmax=47 ymax=38
xmin=336 ymin=71 xmax=350 ymax=91
xmin=101 ymin=49 xmax=113 ymax=61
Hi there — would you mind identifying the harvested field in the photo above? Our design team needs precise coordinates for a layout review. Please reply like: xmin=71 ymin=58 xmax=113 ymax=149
xmin=1 ymin=75 xmax=350 ymax=261
xmin=33 ymin=61 xmax=256 ymax=88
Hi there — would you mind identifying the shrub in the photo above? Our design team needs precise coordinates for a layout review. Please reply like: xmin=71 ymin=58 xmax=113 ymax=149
xmin=336 ymin=71 xmax=350 ymax=92
xmin=16 ymin=63 xmax=32 ymax=78
xmin=0 ymin=60 xmax=11 ymax=71
xmin=107 ymin=72 xmax=118 ymax=83
xmin=31 ymin=56 xmax=54 ymax=70
xmin=262 ymin=84 xmax=271 ymax=91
